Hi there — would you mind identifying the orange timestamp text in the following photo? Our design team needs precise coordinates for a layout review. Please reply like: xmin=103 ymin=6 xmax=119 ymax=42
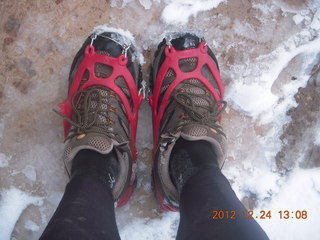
xmin=211 ymin=210 xmax=308 ymax=220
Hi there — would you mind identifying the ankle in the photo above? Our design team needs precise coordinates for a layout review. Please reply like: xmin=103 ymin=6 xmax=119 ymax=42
xmin=71 ymin=149 xmax=119 ymax=190
xmin=169 ymin=138 xmax=220 ymax=195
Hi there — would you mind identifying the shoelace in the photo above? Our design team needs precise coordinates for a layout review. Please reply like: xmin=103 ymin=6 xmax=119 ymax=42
xmin=173 ymin=88 xmax=227 ymax=137
xmin=54 ymin=86 xmax=123 ymax=142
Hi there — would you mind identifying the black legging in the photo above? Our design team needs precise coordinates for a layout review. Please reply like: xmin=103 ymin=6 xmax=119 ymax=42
xmin=40 ymin=142 xmax=269 ymax=240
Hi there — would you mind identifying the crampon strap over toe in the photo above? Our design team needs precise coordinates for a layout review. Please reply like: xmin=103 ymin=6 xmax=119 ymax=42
xmin=149 ymin=41 xmax=225 ymax=149
xmin=57 ymin=43 xmax=143 ymax=159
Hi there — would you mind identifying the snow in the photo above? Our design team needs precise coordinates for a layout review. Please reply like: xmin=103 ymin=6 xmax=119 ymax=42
xmin=25 ymin=220 xmax=40 ymax=232
xmin=293 ymin=14 xmax=304 ymax=25
xmin=1 ymin=0 xmax=320 ymax=239
xmin=256 ymin=168 xmax=320 ymax=240
xmin=226 ymin=33 xmax=320 ymax=120
xmin=310 ymin=8 xmax=320 ymax=30
xmin=161 ymin=0 xmax=227 ymax=25
xmin=110 ymin=0 xmax=160 ymax=9
xmin=138 ymin=0 xmax=153 ymax=10
xmin=119 ymin=212 xmax=178 ymax=239
xmin=0 ymin=188 xmax=43 ymax=240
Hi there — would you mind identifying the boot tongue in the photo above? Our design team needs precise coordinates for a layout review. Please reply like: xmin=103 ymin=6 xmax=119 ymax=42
xmin=179 ymin=123 xmax=227 ymax=168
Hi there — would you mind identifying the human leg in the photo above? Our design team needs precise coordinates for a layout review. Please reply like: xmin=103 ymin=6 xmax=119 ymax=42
xmin=40 ymin=31 xmax=142 ymax=239
xmin=172 ymin=139 xmax=268 ymax=240
xmin=40 ymin=150 xmax=121 ymax=240
xmin=149 ymin=33 xmax=268 ymax=239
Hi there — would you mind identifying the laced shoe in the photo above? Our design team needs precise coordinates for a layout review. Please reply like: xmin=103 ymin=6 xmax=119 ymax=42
xmin=55 ymin=32 xmax=143 ymax=207
xmin=149 ymin=33 xmax=227 ymax=211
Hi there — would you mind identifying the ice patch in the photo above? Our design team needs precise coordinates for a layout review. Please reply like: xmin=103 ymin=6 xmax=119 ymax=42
xmin=110 ymin=0 xmax=131 ymax=8
xmin=0 ymin=119 xmax=4 ymax=140
xmin=46 ymin=192 xmax=64 ymax=206
xmin=0 ymin=153 xmax=10 ymax=168
xmin=136 ymin=101 xmax=153 ymax=150
xmin=0 ymin=188 xmax=43 ymax=240
xmin=21 ymin=165 xmax=37 ymax=182
xmin=161 ymin=0 xmax=226 ymax=25
xmin=314 ymin=121 xmax=320 ymax=146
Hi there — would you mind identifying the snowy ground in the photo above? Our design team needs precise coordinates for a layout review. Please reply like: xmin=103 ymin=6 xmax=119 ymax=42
xmin=0 ymin=0 xmax=320 ymax=239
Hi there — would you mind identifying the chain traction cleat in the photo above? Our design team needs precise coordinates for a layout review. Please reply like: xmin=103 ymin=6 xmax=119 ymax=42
xmin=55 ymin=32 xmax=144 ymax=207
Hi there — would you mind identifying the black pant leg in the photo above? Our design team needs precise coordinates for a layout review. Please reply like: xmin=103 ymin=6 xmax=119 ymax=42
xmin=172 ymin=140 xmax=269 ymax=240
xmin=40 ymin=150 xmax=121 ymax=240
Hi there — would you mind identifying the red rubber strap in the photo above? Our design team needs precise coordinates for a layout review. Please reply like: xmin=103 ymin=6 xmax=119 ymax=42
xmin=149 ymin=42 xmax=224 ymax=149
xmin=57 ymin=45 xmax=143 ymax=160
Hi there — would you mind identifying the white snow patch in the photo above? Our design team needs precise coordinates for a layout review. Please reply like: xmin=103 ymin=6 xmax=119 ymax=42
xmin=293 ymin=14 xmax=304 ymax=25
xmin=109 ymin=0 xmax=159 ymax=10
xmin=161 ymin=0 xmax=226 ymax=25
xmin=119 ymin=212 xmax=179 ymax=239
xmin=0 ymin=188 xmax=43 ymax=240
xmin=251 ymin=2 xmax=275 ymax=15
xmin=256 ymin=168 xmax=320 ymax=240
xmin=139 ymin=0 xmax=153 ymax=9
xmin=24 ymin=220 xmax=40 ymax=232
xmin=0 ymin=153 xmax=10 ymax=168
xmin=224 ymin=164 xmax=282 ymax=202
xmin=224 ymin=34 xmax=320 ymax=207
xmin=227 ymin=36 xmax=320 ymax=120
xmin=310 ymin=8 xmax=320 ymax=30
xmin=110 ymin=0 xmax=132 ymax=8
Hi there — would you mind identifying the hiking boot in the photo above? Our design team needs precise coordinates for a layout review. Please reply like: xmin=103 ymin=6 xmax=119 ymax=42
xmin=55 ymin=31 xmax=143 ymax=207
xmin=149 ymin=33 xmax=227 ymax=211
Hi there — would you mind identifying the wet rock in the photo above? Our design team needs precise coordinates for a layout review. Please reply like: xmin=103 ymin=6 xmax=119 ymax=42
xmin=242 ymin=193 xmax=258 ymax=210
xmin=15 ymin=57 xmax=37 ymax=78
xmin=3 ymin=15 xmax=21 ymax=37
xmin=12 ymin=78 xmax=30 ymax=94
xmin=3 ymin=37 xmax=14 ymax=47
xmin=5 ymin=62 xmax=15 ymax=72
xmin=276 ymin=61 xmax=320 ymax=171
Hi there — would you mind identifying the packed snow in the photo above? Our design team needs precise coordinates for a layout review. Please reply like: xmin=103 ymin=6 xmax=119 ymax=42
xmin=0 ymin=0 xmax=320 ymax=239
xmin=161 ymin=0 xmax=227 ymax=25
xmin=0 ymin=188 xmax=43 ymax=240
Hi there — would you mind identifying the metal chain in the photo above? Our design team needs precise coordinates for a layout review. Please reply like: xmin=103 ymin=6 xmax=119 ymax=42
xmin=89 ymin=33 xmax=132 ymax=59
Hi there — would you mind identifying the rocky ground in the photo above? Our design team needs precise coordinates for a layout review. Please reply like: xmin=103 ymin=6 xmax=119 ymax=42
xmin=0 ymin=0 xmax=319 ymax=239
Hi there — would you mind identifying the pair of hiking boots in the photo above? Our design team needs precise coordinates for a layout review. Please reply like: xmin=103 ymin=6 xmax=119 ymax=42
xmin=56 ymin=31 xmax=227 ymax=211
